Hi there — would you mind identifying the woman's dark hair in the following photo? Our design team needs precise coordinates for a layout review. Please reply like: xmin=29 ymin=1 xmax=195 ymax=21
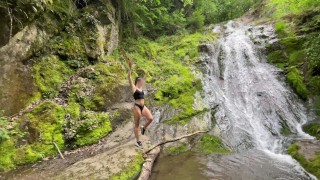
xmin=135 ymin=77 xmax=142 ymax=85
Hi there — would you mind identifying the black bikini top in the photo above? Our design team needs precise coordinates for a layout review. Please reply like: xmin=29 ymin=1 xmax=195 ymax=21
xmin=133 ymin=89 xmax=144 ymax=100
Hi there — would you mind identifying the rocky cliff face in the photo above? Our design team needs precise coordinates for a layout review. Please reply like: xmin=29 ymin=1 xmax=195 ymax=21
xmin=0 ymin=0 xmax=123 ymax=171
xmin=0 ymin=0 xmax=120 ymax=116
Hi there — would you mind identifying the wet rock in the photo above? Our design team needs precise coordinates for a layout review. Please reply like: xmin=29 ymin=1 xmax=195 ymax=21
xmin=199 ymin=43 xmax=215 ymax=56
xmin=295 ymin=140 xmax=320 ymax=160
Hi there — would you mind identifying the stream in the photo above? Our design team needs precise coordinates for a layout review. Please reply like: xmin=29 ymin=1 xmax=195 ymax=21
xmin=151 ymin=21 xmax=316 ymax=179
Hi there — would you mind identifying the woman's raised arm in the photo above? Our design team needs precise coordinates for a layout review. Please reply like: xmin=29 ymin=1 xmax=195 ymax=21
xmin=127 ymin=60 xmax=136 ymax=93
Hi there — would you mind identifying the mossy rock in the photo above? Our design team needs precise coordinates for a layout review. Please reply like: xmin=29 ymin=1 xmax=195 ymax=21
xmin=288 ymin=143 xmax=320 ymax=178
xmin=280 ymin=36 xmax=304 ymax=54
xmin=267 ymin=50 xmax=287 ymax=64
xmin=66 ymin=63 xmax=127 ymax=111
xmin=286 ymin=68 xmax=308 ymax=100
xmin=288 ymin=50 xmax=305 ymax=65
xmin=70 ymin=111 xmax=112 ymax=147
xmin=197 ymin=134 xmax=230 ymax=154
xmin=308 ymin=77 xmax=320 ymax=95
xmin=14 ymin=102 xmax=65 ymax=166
xmin=33 ymin=55 xmax=74 ymax=99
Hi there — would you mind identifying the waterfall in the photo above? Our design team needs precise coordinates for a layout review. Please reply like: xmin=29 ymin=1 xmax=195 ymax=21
xmin=200 ymin=21 xmax=313 ymax=153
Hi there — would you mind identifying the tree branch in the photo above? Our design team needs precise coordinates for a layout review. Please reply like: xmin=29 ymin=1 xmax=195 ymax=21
xmin=7 ymin=7 xmax=13 ymax=40
xmin=143 ymin=130 xmax=208 ymax=154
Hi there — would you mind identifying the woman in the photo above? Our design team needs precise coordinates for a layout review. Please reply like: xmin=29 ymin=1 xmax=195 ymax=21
xmin=127 ymin=60 xmax=153 ymax=148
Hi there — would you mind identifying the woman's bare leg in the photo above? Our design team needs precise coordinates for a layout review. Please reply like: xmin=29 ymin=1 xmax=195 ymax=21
xmin=142 ymin=106 xmax=153 ymax=129
xmin=133 ymin=106 xmax=141 ymax=141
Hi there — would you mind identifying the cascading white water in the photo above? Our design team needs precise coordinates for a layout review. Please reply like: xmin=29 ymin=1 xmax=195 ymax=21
xmin=200 ymin=21 xmax=313 ymax=153
xmin=152 ymin=21 xmax=316 ymax=180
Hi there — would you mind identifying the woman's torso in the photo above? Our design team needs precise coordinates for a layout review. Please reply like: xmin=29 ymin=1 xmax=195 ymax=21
xmin=133 ymin=88 xmax=144 ymax=105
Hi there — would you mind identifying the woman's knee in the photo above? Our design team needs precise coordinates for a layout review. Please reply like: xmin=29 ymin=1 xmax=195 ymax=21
xmin=148 ymin=117 xmax=153 ymax=123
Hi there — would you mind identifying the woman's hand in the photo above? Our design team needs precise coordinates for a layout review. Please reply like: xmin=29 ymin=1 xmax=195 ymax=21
xmin=128 ymin=60 xmax=133 ymax=70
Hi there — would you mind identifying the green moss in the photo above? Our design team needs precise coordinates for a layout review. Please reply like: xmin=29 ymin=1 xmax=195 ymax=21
xmin=289 ymin=51 xmax=305 ymax=65
xmin=286 ymin=68 xmax=308 ymax=100
xmin=197 ymin=134 xmax=230 ymax=154
xmin=267 ymin=50 xmax=287 ymax=64
xmin=314 ymin=96 xmax=320 ymax=116
xmin=165 ymin=144 xmax=189 ymax=155
xmin=299 ymin=12 xmax=320 ymax=33
xmin=26 ymin=92 xmax=42 ymax=105
xmin=266 ymin=8 xmax=320 ymax=103
xmin=66 ymin=102 xmax=81 ymax=121
xmin=73 ymin=112 xmax=112 ymax=147
xmin=110 ymin=153 xmax=144 ymax=180
xmin=308 ymin=77 xmax=320 ymax=95
xmin=274 ymin=21 xmax=290 ymax=38
xmin=33 ymin=55 xmax=73 ymax=99
xmin=280 ymin=37 xmax=304 ymax=54
xmin=15 ymin=102 xmax=66 ymax=165
xmin=288 ymin=143 xmax=320 ymax=178
xmin=123 ymin=32 xmax=210 ymax=125
xmin=303 ymin=123 xmax=320 ymax=140
xmin=0 ymin=139 xmax=16 ymax=171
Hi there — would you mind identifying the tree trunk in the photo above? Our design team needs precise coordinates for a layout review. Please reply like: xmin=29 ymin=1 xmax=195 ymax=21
xmin=138 ymin=146 xmax=160 ymax=180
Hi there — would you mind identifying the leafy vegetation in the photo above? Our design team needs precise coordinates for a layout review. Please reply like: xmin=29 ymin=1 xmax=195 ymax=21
xmin=0 ymin=101 xmax=113 ymax=170
xmin=265 ymin=1 xmax=320 ymax=103
xmin=118 ymin=0 xmax=260 ymax=38
xmin=303 ymin=123 xmax=320 ymax=140
xmin=265 ymin=3 xmax=320 ymax=176
xmin=0 ymin=116 xmax=10 ymax=143
xmin=123 ymin=32 xmax=213 ymax=124
xmin=267 ymin=0 xmax=320 ymax=19
xmin=288 ymin=143 xmax=320 ymax=179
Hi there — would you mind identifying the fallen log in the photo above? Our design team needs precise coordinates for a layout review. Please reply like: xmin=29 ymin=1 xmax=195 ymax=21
xmin=138 ymin=130 xmax=208 ymax=180
xmin=138 ymin=146 xmax=161 ymax=180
